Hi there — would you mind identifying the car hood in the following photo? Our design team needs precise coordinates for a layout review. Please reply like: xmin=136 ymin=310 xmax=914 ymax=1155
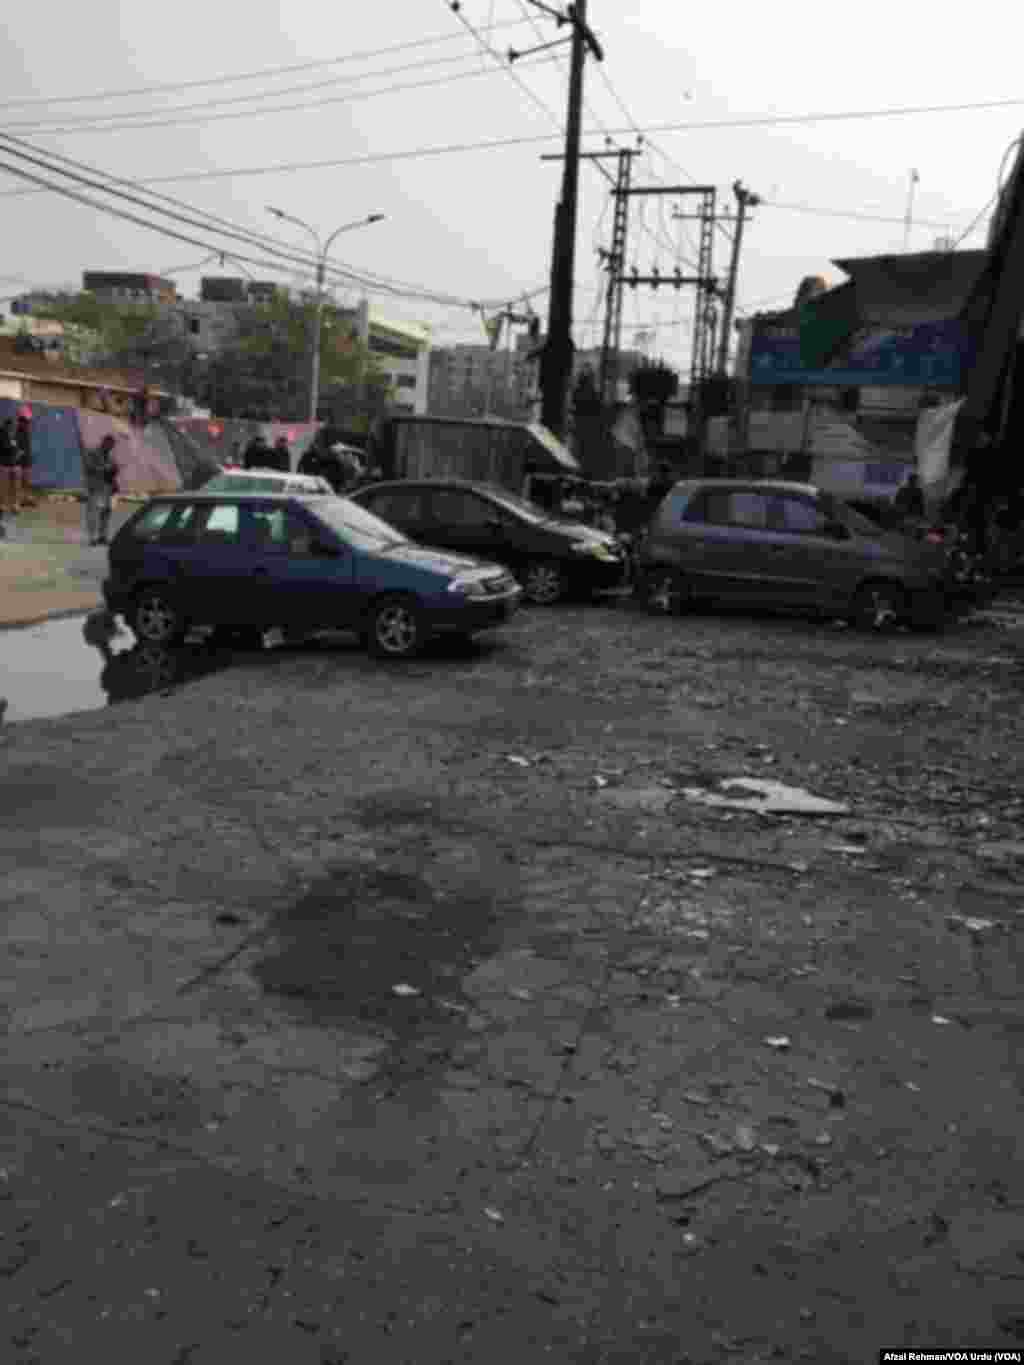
xmin=369 ymin=541 xmax=501 ymax=576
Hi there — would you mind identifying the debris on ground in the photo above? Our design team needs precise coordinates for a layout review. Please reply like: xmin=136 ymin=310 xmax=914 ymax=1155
xmin=682 ymin=778 xmax=849 ymax=816
xmin=763 ymin=1035 xmax=792 ymax=1050
xmin=392 ymin=983 xmax=421 ymax=997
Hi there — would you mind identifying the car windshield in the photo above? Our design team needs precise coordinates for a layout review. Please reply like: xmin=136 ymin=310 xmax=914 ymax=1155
xmin=309 ymin=497 xmax=407 ymax=549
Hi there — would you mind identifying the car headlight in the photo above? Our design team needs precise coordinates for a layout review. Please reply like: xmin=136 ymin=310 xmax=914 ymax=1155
xmin=446 ymin=576 xmax=488 ymax=596
xmin=571 ymin=542 xmax=619 ymax=561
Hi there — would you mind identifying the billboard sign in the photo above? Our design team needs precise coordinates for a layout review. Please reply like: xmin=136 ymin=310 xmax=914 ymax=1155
xmin=749 ymin=319 xmax=970 ymax=387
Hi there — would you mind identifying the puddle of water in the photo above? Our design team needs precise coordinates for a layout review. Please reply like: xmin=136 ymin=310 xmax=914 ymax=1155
xmin=0 ymin=613 xmax=234 ymax=724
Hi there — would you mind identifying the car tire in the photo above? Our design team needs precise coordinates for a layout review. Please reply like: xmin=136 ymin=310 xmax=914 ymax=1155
xmin=641 ymin=568 xmax=686 ymax=615
xmin=849 ymin=580 xmax=906 ymax=631
xmin=521 ymin=559 xmax=567 ymax=606
xmin=129 ymin=588 xmax=188 ymax=645
xmin=367 ymin=595 xmax=424 ymax=659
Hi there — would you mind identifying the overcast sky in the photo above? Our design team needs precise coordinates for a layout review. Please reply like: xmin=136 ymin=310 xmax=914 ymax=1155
xmin=1 ymin=0 xmax=1021 ymax=373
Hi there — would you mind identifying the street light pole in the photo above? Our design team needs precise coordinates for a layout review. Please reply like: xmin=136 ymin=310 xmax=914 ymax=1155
xmin=266 ymin=208 xmax=385 ymax=423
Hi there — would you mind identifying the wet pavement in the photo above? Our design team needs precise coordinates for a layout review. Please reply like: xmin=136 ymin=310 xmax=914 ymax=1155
xmin=0 ymin=615 xmax=237 ymax=724
xmin=1 ymin=594 xmax=1023 ymax=1360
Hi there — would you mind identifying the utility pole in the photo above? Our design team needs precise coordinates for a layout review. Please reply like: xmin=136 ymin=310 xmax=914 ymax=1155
xmin=716 ymin=180 xmax=760 ymax=375
xmin=542 ymin=145 xmax=640 ymax=405
xmin=514 ymin=0 xmax=603 ymax=438
xmin=903 ymin=169 xmax=920 ymax=252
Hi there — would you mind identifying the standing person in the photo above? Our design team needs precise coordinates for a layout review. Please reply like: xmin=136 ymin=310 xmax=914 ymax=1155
xmin=14 ymin=410 xmax=33 ymax=510
xmin=893 ymin=471 xmax=925 ymax=523
xmin=243 ymin=434 xmax=271 ymax=470
xmin=272 ymin=435 xmax=292 ymax=473
xmin=297 ymin=441 xmax=324 ymax=479
xmin=82 ymin=434 xmax=118 ymax=546
xmin=0 ymin=418 xmax=16 ymax=515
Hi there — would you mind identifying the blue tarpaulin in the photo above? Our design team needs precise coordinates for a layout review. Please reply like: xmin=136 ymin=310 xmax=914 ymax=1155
xmin=0 ymin=399 xmax=83 ymax=490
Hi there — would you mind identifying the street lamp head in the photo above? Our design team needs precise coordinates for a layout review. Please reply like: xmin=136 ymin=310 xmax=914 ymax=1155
xmin=367 ymin=214 xmax=385 ymax=224
xmin=266 ymin=205 xmax=285 ymax=219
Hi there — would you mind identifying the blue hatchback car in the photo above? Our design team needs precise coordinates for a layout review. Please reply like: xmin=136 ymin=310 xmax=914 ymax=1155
xmin=103 ymin=493 xmax=522 ymax=658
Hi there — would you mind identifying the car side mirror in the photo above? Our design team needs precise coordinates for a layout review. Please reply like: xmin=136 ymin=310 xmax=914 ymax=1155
xmin=486 ymin=517 xmax=505 ymax=532
xmin=312 ymin=540 xmax=342 ymax=557
xmin=824 ymin=520 xmax=851 ymax=541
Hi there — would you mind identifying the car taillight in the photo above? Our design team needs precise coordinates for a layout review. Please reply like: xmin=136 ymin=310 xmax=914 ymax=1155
xmin=925 ymin=530 xmax=945 ymax=545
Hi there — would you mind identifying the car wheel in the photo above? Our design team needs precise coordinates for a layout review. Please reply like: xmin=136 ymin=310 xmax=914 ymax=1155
xmin=642 ymin=568 xmax=685 ymax=615
xmin=521 ymin=559 xmax=567 ymax=605
xmin=367 ymin=595 xmax=424 ymax=659
xmin=130 ymin=589 xmax=188 ymax=645
xmin=850 ymin=580 xmax=905 ymax=631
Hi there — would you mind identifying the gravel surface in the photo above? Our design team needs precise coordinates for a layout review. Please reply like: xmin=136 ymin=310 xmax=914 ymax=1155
xmin=2 ymin=596 xmax=1023 ymax=1363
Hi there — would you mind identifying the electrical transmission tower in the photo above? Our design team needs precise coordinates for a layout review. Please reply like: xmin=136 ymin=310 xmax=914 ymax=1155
xmin=621 ymin=185 xmax=720 ymax=394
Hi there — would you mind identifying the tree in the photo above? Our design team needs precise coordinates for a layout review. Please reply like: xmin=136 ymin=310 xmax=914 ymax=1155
xmin=191 ymin=293 xmax=391 ymax=421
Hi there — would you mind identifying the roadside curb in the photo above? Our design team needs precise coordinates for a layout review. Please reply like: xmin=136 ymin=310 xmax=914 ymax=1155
xmin=0 ymin=601 xmax=100 ymax=633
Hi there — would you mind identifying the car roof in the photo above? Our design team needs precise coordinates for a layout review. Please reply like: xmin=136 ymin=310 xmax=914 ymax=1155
xmin=675 ymin=478 xmax=824 ymax=497
xmin=152 ymin=492 xmax=342 ymax=503
xmin=354 ymin=478 xmax=495 ymax=494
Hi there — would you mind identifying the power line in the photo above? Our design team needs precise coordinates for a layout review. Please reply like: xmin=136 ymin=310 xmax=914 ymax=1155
xmin=3 ymin=93 xmax=1020 ymax=196
xmin=0 ymin=139 xmax=545 ymax=312
xmin=762 ymin=198 xmax=967 ymax=230
xmin=12 ymin=52 xmax=556 ymax=137
xmin=5 ymin=47 xmax=528 ymax=133
xmin=0 ymin=20 xmax=530 ymax=110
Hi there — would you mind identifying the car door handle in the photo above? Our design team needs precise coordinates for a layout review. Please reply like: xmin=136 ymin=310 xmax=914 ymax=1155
xmin=252 ymin=567 xmax=270 ymax=576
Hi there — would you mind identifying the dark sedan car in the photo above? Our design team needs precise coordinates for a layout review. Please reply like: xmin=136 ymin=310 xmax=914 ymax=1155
xmin=103 ymin=493 xmax=521 ymax=659
xmin=349 ymin=479 xmax=627 ymax=605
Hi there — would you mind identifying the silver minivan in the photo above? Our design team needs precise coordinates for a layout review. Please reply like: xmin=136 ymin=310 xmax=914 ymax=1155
xmin=636 ymin=479 xmax=954 ymax=628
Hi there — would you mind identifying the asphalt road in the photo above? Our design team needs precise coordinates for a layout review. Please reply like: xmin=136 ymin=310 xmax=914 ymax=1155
xmin=2 ymin=596 xmax=1023 ymax=1363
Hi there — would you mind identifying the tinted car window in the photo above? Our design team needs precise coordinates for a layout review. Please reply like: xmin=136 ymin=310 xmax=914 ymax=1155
xmin=773 ymin=496 xmax=827 ymax=534
xmin=366 ymin=489 xmax=427 ymax=525
xmin=430 ymin=489 xmax=495 ymax=528
xmin=129 ymin=502 xmax=176 ymax=540
xmin=157 ymin=503 xmax=203 ymax=545
xmin=684 ymin=490 xmax=770 ymax=529
xmin=249 ymin=508 xmax=317 ymax=555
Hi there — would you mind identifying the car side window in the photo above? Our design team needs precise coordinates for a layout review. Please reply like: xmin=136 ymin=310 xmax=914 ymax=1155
xmin=369 ymin=490 xmax=425 ymax=525
xmin=430 ymin=490 xmax=497 ymax=528
xmin=156 ymin=503 xmax=203 ymax=545
xmin=773 ymin=496 xmax=827 ymax=534
xmin=681 ymin=492 xmax=708 ymax=524
xmin=130 ymin=502 xmax=176 ymax=540
xmin=726 ymin=492 xmax=770 ymax=529
xmin=196 ymin=503 xmax=242 ymax=546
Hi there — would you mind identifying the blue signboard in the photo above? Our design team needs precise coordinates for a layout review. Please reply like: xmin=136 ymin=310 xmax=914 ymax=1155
xmin=749 ymin=319 xmax=969 ymax=387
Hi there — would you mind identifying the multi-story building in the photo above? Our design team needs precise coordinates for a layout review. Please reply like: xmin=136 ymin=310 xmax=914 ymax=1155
xmin=82 ymin=272 xmax=178 ymax=304
xmin=347 ymin=300 xmax=430 ymax=416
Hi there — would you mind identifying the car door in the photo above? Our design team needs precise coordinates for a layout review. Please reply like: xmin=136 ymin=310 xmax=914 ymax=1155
xmin=771 ymin=493 xmax=866 ymax=608
xmin=189 ymin=502 xmax=263 ymax=625
xmin=423 ymin=487 xmax=508 ymax=564
xmin=242 ymin=503 xmax=355 ymax=629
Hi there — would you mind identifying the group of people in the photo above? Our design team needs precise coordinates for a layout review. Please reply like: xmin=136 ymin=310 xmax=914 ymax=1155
xmin=522 ymin=462 xmax=678 ymax=539
xmin=0 ymin=412 xmax=34 ymax=514
xmin=241 ymin=433 xmax=293 ymax=473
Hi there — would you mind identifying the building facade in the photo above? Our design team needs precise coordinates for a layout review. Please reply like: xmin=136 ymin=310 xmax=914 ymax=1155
xmin=82 ymin=272 xmax=178 ymax=304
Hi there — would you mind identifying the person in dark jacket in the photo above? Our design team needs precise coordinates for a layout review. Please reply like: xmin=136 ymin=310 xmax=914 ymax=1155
xmin=272 ymin=436 xmax=291 ymax=472
xmin=893 ymin=471 xmax=925 ymax=521
xmin=14 ymin=411 xmax=33 ymax=509
xmin=243 ymin=434 xmax=271 ymax=470
xmin=0 ymin=418 xmax=16 ymax=514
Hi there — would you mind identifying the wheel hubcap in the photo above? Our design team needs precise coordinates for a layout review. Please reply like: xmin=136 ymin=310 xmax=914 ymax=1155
xmin=525 ymin=565 xmax=563 ymax=603
xmin=376 ymin=606 xmax=416 ymax=653
xmin=136 ymin=597 xmax=174 ymax=640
